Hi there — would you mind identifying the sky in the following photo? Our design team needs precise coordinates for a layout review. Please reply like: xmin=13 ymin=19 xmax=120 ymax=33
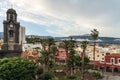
xmin=0 ymin=0 xmax=120 ymax=37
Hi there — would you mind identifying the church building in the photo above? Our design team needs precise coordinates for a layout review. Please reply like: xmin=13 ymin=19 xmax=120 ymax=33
xmin=0 ymin=8 xmax=25 ymax=58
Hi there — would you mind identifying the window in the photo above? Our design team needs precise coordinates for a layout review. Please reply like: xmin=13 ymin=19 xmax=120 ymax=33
xmin=118 ymin=58 xmax=120 ymax=64
xmin=10 ymin=15 xmax=13 ymax=20
xmin=102 ymin=58 xmax=104 ymax=60
xmin=97 ymin=55 xmax=99 ymax=57
xmin=9 ymin=30 xmax=14 ymax=37
xmin=102 ymin=54 xmax=104 ymax=56
xmin=110 ymin=58 xmax=115 ymax=64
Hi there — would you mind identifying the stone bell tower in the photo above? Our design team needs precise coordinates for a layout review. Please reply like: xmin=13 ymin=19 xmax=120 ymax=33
xmin=0 ymin=8 xmax=22 ymax=58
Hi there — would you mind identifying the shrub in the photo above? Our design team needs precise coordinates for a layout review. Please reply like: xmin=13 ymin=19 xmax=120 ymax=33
xmin=62 ymin=76 xmax=68 ymax=80
xmin=92 ymin=72 xmax=103 ymax=79
xmin=0 ymin=57 xmax=37 ymax=80
xmin=43 ymin=72 xmax=54 ymax=80
xmin=67 ymin=75 xmax=76 ymax=80
xmin=51 ymin=76 xmax=59 ymax=80
xmin=35 ymin=67 xmax=43 ymax=75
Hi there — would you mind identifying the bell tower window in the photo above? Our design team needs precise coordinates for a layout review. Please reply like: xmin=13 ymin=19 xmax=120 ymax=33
xmin=9 ymin=30 xmax=14 ymax=37
xmin=10 ymin=15 xmax=13 ymax=20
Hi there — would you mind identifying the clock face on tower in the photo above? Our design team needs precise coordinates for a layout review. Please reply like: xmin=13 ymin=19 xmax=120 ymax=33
xmin=10 ymin=24 xmax=13 ymax=27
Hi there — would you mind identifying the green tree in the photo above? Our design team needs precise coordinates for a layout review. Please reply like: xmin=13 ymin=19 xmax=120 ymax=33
xmin=61 ymin=37 xmax=77 ymax=75
xmin=47 ymin=38 xmax=55 ymax=51
xmin=74 ymin=54 xmax=82 ymax=67
xmin=42 ymin=42 xmax=47 ymax=50
xmin=26 ymin=38 xmax=36 ymax=44
xmin=67 ymin=49 xmax=76 ymax=75
xmin=0 ymin=57 xmax=38 ymax=80
xmin=50 ymin=45 xmax=58 ymax=65
xmin=91 ymin=29 xmax=99 ymax=70
xmin=51 ymin=45 xmax=57 ymax=54
xmin=84 ymin=57 xmax=90 ymax=65
xmin=61 ymin=40 xmax=70 ymax=53
xmin=39 ymin=50 xmax=52 ymax=71
xmin=81 ymin=41 xmax=89 ymax=79
xmin=43 ymin=72 xmax=54 ymax=80
xmin=34 ymin=47 xmax=41 ymax=53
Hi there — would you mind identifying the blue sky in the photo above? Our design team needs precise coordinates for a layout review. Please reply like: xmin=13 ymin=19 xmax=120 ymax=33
xmin=0 ymin=0 xmax=120 ymax=37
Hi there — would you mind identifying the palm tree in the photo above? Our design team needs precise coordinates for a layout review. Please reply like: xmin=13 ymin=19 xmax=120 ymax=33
xmin=50 ymin=45 xmax=57 ymax=65
xmin=34 ymin=47 xmax=40 ymax=53
xmin=67 ymin=49 xmax=76 ymax=75
xmin=81 ymin=41 xmax=89 ymax=79
xmin=60 ymin=37 xmax=77 ymax=75
xmin=39 ymin=50 xmax=52 ymax=71
xmin=62 ymin=40 xmax=70 ymax=53
xmin=47 ymin=38 xmax=55 ymax=51
xmin=59 ymin=40 xmax=71 ymax=64
xmin=40 ymin=38 xmax=47 ymax=50
xmin=91 ymin=29 xmax=99 ymax=70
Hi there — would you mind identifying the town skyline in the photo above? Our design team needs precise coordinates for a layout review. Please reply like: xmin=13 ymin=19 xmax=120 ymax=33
xmin=0 ymin=0 xmax=120 ymax=37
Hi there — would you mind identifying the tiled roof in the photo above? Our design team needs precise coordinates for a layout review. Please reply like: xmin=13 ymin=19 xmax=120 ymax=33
xmin=21 ymin=50 xmax=39 ymax=61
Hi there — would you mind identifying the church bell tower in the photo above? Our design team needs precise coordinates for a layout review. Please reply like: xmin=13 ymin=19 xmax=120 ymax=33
xmin=2 ymin=8 xmax=22 ymax=51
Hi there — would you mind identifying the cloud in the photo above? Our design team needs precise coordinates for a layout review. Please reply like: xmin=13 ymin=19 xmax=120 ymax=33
xmin=0 ymin=0 xmax=120 ymax=37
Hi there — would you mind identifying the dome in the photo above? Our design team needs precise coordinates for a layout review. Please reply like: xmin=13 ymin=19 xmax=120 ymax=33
xmin=7 ymin=8 xmax=16 ymax=13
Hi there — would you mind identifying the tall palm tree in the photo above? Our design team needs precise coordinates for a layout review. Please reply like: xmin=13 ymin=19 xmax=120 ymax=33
xmin=39 ymin=50 xmax=52 ymax=71
xmin=60 ymin=37 xmax=77 ymax=75
xmin=91 ymin=29 xmax=99 ymax=70
xmin=50 ymin=45 xmax=57 ymax=64
xmin=81 ymin=41 xmax=89 ymax=79
xmin=40 ymin=39 xmax=47 ymax=50
xmin=47 ymin=38 xmax=55 ymax=51
xmin=62 ymin=40 xmax=70 ymax=53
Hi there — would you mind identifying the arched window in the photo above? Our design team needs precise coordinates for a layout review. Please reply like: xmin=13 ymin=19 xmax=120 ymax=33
xmin=10 ymin=15 xmax=13 ymax=20
xmin=9 ymin=30 xmax=14 ymax=37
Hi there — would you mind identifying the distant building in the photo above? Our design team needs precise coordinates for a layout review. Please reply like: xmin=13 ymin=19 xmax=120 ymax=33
xmin=105 ymin=53 xmax=120 ymax=65
xmin=95 ymin=53 xmax=120 ymax=72
xmin=22 ymin=43 xmax=43 ymax=52
xmin=19 ymin=26 xmax=26 ymax=44
xmin=55 ymin=48 xmax=67 ymax=62
xmin=21 ymin=50 xmax=39 ymax=62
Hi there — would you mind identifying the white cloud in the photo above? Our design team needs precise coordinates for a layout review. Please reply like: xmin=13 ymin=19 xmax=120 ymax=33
xmin=0 ymin=0 xmax=120 ymax=37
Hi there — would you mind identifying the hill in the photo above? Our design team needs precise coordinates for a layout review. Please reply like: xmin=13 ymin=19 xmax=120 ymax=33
xmin=54 ymin=35 xmax=120 ymax=44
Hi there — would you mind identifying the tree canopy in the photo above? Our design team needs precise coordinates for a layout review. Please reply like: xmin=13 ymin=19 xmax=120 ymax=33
xmin=0 ymin=57 xmax=38 ymax=80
